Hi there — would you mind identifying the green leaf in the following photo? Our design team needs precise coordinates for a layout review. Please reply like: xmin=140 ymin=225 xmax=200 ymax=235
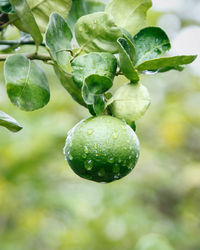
xmin=81 ymin=84 xmax=105 ymax=115
xmin=85 ymin=0 xmax=105 ymax=14
xmin=81 ymin=84 xmax=94 ymax=105
xmin=72 ymin=52 xmax=117 ymax=88
xmin=66 ymin=0 xmax=87 ymax=31
xmin=45 ymin=12 xmax=73 ymax=72
xmin=136 ymin=55 xmax=197 ymax=73
xmin=4 ymin=54 xmax=50 ymax=111
xmin=0 ymin=111 xmax=22 ymax=132
xmin=75 ymin=12 xmax=122 ymax=53
xmin=0 ymin=0 xmax=15 ymax=13
xmin=106 ymin=0 xmax=152 ymax=36
xmin=66 ymin=0 xmax=105 ymax=31
xmin=9 ymin=0 xmax=72 ymax=33
xmin=54 ymin=66 xmax=86 ymax=107
xmin=85 ymin=74 xmax=112 ymax=94
xmin=9 ymin=0 xmax=43 ymax=46
xmin=117 ymin=38 xmax=139 ymax=82
xmin=122 ymin=29 xmax=136 ymax=63
xmin=93 ymin=94 xmax=105 ymax=115
xmin=133 ymin=27 xmax=171 ymax=66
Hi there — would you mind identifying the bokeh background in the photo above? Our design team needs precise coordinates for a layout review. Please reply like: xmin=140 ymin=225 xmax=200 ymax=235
xmin=0 ymin=0 xmax=200 ymax=249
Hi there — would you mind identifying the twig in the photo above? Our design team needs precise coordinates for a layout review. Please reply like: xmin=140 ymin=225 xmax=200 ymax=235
xmin=0 ymin=53 xmax=52 ymax=61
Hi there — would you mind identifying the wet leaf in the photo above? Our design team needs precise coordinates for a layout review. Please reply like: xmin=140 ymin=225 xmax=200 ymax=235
xmin=75 ymin=12 xmax=122 ymax=53
xmin=133 ymin=27 xmax=171 ymax=66
xmin=117 ymin=38 xmax=139 ymax=82
xmin=66 ymin=0 xmax=105 ymax=31
xmin=45 ymin=12 xmax=72 ymax=72
xmin=93 ymin=95 xmax=105 ymax=115
xmin=136 ymin=55 xmax=197 ymax=73
xmin=54 ymin=66 xmax=86 ymax=107
xmin=9 ymin=0 xmax=72 ymax=33
xmin=4 ymin=54 xmax=50 ymax=111
xmin=106 ymin=0 xmax=152 ymax=36
xmin=0 ymin=111 xmax=22 ymax=132
xmin=9 ymin=0 xmax=42 ymax=46
xmin=72 ymin=52 xmax=117 ymax=88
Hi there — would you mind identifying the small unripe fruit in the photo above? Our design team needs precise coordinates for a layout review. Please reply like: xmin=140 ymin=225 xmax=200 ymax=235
xmin=64 ymin=115 xmax=140 ymax=183
xmin=110 ymin=83 xmax=151 ymax=124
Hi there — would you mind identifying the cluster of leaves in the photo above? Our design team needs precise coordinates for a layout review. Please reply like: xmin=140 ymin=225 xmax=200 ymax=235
xmin=0 ymin=0 xmax=197 ymax=133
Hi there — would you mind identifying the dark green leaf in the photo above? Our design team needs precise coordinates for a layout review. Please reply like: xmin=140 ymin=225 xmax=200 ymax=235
xmin=9 ymin=0 xmax=43 ymax=46
xmin=54 ymin=66 xmax=86 ymax=107
xmin=75 ymin=12 xmax=122 ymax=53
xmin=130 ymin=121 xmax=136 ymax=132
xmin=9 ymin=0 xmax=72 ymax=33
xmin=72 ymin=52 xmax=117 ymax=88
xmin=0 ymin=111 xmax=22 ymax=132
xmin=93 ymin=95 xmax=105 ymax=115
xmin=4 ymin=54 xmax=50 ymax=111
xmin=45 ymin=12 xmax=73 ymax=72
xmin=136 ymin=55 xmax=197 ymax=73
xmin=106 ymin=0 xmax=152 ymax=36
xmin=117 ymin=38 xmax=139 ymax=82
xmin=133 ymin=27 xmax=171 ymax=66
xmin=0 ymin=0 xmax=15 ymax=13
xmin=85 ymin=74 xmax=112 ymax=94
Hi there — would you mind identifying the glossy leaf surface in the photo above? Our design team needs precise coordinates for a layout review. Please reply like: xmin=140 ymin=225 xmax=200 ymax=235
xmin=0 ymin=111 xmax=22 ymax=132
xmin=4 ymin=54 xmax=50 ymax=111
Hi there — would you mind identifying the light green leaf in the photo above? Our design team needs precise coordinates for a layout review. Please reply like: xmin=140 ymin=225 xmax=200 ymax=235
xmin=106 ymin=0 xmax=152 ymax=36
xmin=45 ymin=12 xmax=73 ymax=72
xmin=93 ymin=94 xmax=105 ymax=115
xmin=85 ymin=74 xmax=112 ymax=94
xmin=117 ymin=38 xmax=139 ymax=83
xmin=66 ymin=0 xmax=105 ymax=31
xmin=75 ymin=12 xmax=122 ymax=53
xmin=54 ymin=66 xmax=86 ymax=107
xmin=136 ymin=55 xmax=197 ymax=73
xmin=4 ymin=54 xmax=50 ymax=111
xmin=133 ymin=27 xmax=171 ymax=66
xmin=0 ymin=0 xmax=15 ymax=13
xmin=9 ymin=0 xmax=43 ymax=46
xmin=0 ymin=111 xmax=22 ymax=132
xmin=72 ymin=52 xmax=117 ymax=88
xmin=9 ymin=0 xmax=72 ymax=33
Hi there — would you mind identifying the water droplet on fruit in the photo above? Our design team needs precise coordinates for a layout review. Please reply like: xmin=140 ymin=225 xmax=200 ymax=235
xmin=85 ymin=160 xmax=93 ymax=171
xmin=98 ymin=168 xmax=105 ymax=177
xmin=87 ymin=129 xmax=94 ymax=135
xmin=84 ymin=145 xmax=89 ymax=154
xmin=108 ymin=157 xmax=114 ymax=163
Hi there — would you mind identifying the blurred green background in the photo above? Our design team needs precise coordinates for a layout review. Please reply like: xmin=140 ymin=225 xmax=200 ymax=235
xmin=0 ymin=1 xmax=200 ymax=249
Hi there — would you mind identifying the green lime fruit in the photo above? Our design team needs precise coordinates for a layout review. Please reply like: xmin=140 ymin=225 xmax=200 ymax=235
xmin=110 ymin=83 xmax=151 ymax=124
xmin=64 ymin=115 xmax=140 ymax=183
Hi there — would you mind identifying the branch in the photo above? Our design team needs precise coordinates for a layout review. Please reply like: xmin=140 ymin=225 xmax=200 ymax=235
xmin=0 ymin=40 xmax=45 ymax=47
xmin=0 ymin=53 xmax=52 ymax=61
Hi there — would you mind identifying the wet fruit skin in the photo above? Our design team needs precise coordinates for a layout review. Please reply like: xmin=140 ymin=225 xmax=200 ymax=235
xmin=64 ymin=115 xmax=140 ymax=183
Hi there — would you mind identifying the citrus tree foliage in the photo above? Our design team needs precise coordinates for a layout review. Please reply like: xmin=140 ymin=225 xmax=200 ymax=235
xmin=0 ymin=0 xmax=197 ymax=183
